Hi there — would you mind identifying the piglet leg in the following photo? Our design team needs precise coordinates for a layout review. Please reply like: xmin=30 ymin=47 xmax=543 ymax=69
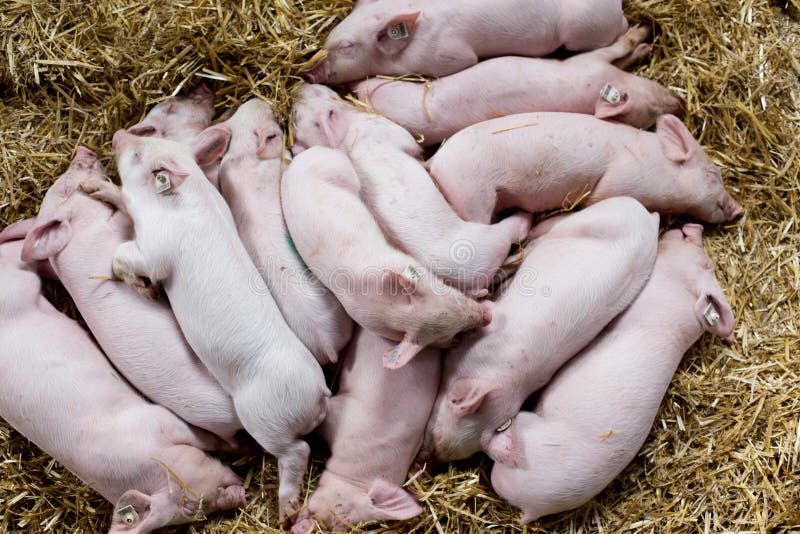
xmin=112 ymin=240 xmax=161 ymax=300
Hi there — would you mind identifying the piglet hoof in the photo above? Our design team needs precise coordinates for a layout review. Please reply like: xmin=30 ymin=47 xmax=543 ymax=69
xmin=80 ymin=178 xmax=126 ymax=213
xmin=279 ymin=492 xmax=302 ymax=526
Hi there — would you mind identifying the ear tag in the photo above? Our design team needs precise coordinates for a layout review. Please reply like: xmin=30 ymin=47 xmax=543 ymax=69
xmin=155 ymin=172 xmax=172 ymax=194
xmin=386 ymin=344 xmax=401 ymax=366
xmin=600 ymin=83 xmax=622 ymax=105
xmin=117 ymin=504 xmax=139 ymax=525
xmin=388 ymin=22 xmax=409 ymax=40
xmin=402 ymin=264 xmax=421 ymax=282
xmin=496 ymin=418 xmax=512 ymax=433
xmin=703 ymin=302 xmax=719 ymax=326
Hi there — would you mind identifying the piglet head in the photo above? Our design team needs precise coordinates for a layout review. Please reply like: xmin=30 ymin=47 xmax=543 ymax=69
xmin=20 ymin=147 xmax=108 ymax=262
xmin=418 ymin=372 xmax=511 ymax=465
xmin=655 ymin=115 xmax=742 ymax=223
xmin=291 ymin=475 xmax=421 ymax=533
xmin=594 ymin=77 xmax=685 ymax=130
xmin=127 ymin=83 xmax=216 ymax=143
xmin=305 ymin=7 xmax=421 ymax=85
xmin=382 ymin=272 xmax=491 ymax=369
xmin=291 ymin=83 xmax=352 ymax=153
xmin=220 ymin=99 xmax=283 ymax=161
xmin=109 ymin=448 xmax=245 ymax=533
xmin=113 ymin=127 xmax=229 ymax=198
xmin=661 ymin=223 xmax=735 ymax=343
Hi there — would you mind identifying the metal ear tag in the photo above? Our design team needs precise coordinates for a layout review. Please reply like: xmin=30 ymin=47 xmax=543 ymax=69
xmin=117 ymin=504 xmax=139 ymax=525
xmin=600 ymin=83 xmax=622 ymax=104
xmin=703 ymin=302 xmax=720 ymax=326
xmin=388 ymin=22 xmax=409 ymax=40
xmin=496 ymin=418 xmax=512 ymax=433
xmin=155 ymin=172 xmax=172 ymax=194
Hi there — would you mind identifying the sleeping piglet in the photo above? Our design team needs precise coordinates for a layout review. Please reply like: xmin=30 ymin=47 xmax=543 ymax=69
xmin=292 ymin=327 xmax=440 ymax=533
xmin=490 ymin=224 xmax=735 ymax=522
xmin=281 ymin=145 xmax=490 ymax=369
xmin=418 ymin=197 xmax=659 ymax=465
xmin=427 ymin=113 xmax=742 ymax=224
xmin=352 ymin=26 xmax=683 ymax=144
xmin=15 ymin=147 xmax=241 ymax=445
xmin=0 ymin=238 xmax=245 ymax=534
xmin=307 ymin=0 xmax=628 ymax=83
xmin=209 ymin=99 xmax=353 ymax=366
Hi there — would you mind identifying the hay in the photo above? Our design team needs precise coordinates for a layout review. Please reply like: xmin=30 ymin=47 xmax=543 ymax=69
xmin=1 ymin=0 xmax=799 ymax=532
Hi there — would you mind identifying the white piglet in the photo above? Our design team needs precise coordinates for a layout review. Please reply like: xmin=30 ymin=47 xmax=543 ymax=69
xmin=209 ymin=99 xmax=353 ymax=366
xmin=103 ymin=128 xmax=330 ymax=521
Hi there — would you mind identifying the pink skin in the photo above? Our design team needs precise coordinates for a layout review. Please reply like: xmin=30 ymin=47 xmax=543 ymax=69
xmin=127 ymin=82 xmax=222 ymax=186
xmin=209 ymin=99 xmax=353 ymax=366
xmin=109 ymin=129 xmax=330 ymax=522
xmin=292 ymin=83 xmax=531 ymax=295
xmin=352 ymin=26 xmax=684 ymax=145
xmin=306 ymin=0 xmax=628 ymax=84
xmin=18 ymin=147 xmax=241 ymax=445
xmin=427 ymin=113 xmax=743 ymax=225
xmin=0 ymin=238 xmax=245 ymax=534
xmin=281 ymin=146 xmax=490 ymax=370
xmin=292 ymin=327 xmax=439 ymax=533
xmin=489 ymin=224 xmax=735 ymax=523
xmin=417 ymin=197 xmax=660 ymax=466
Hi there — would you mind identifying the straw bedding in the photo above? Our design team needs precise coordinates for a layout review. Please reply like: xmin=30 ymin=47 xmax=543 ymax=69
xmin=1 ymin=0 xmax=799 ymax=532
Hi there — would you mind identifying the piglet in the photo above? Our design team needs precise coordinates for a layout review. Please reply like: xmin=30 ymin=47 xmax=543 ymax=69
xmin=102 ymin=128 xmax=330 ymax=521
xmin=208 ymin=99 xmax=352 ymax=366
xmin=292 ymin=327 xmax=440 ymax=533
xmin=281 ymin=145 xmax=490 ymax=369
xmin=128 ymin=82 xmax=215 ymax=141
xmin=16 ymin=147 xmax=241 ymax=445
xmin=490 ymin=224 xmax=735 ymax=522
xmin=127 ymin=82 xmax=223 ymax=186
xmin=418 ymin=197 xmax=659 ymax=465
xmin=0 ymin=238 xmax=245 ymax=534
xmin=427 ymin=113 xmax=742 ymax=224
xmin=292 ymin=83 xmax=531 ymax=296
xmin=307 ymin=0 xmax=628 ymax=83
xmin=352 ymin=26 xmax=683 ymax=144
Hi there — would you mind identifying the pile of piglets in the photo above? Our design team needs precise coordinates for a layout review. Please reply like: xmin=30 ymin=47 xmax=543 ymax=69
xmin=0 ymin=1 xmax=741 ymax=532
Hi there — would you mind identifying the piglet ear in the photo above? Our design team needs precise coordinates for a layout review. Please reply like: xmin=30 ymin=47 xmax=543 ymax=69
xmin=127 ymin=123 xmax=158 ymax=137
xmin=486 ymin=420 xmax=520 ymax=467
xmin=192 ymin=125 xmax=231 ymax=166
xmin=109 ymin=490 xmax=152 ymax=532
xmin=656 ymin=114 xmax=695 ymax=163
xmin=447 ymin=378 xmax=494 ymax=416
xmin=20 ymin=218 xmax=72 ymax=261
xmin=376 ymin=12 xmax=421 ymax=56
xmin=367 ymin=479 xmax=423 ymax=521
xmin=694 ymin=289 xmax=735 ymax=343
xmin=0 ymin=218 xmax=36 ymax=244
xmin=594 ymin=83 xmax=632 ymax=122
xmin=383 ymin=335 xmax=425 ymax=369
xmin=318 ymin=107 xmax=348 ymax=148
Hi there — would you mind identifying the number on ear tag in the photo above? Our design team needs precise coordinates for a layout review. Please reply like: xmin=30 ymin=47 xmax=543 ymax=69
xmin=155 ymin=172 xmax=172 ymax=194
xmin=600 ymin=83 xmax=622 ymax=105
xmin=388 ymin=22 xmax=409 ymax=40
